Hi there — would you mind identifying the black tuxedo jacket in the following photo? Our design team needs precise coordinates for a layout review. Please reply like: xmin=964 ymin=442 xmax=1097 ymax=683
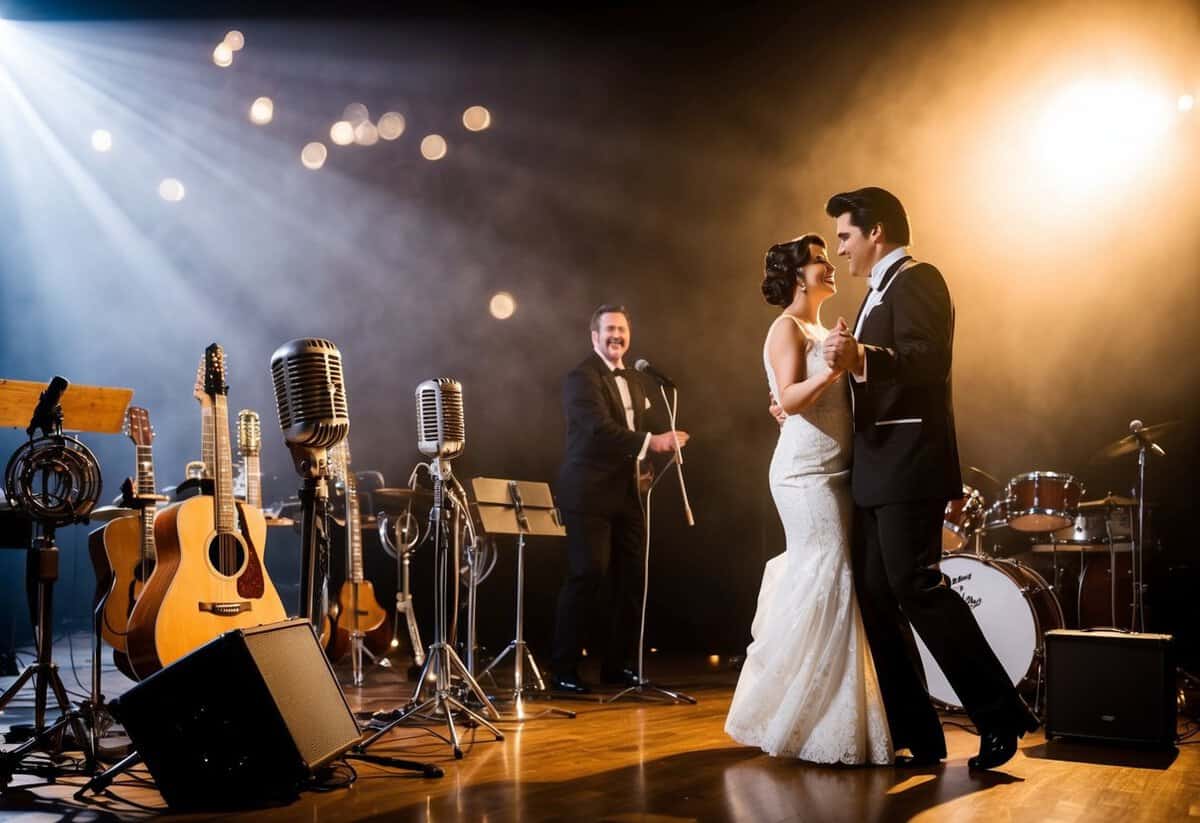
xmin=850 ymin=262 xmax=963 ymax=507
xmin=555 ymin=353 xmax=653 ymax=516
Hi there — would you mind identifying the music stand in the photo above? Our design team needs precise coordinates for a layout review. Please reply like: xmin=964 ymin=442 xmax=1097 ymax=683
xmin=473 ymin=478 xmax=575 ymax=721
xmin=0 ymin=378 xmax=132 ymax=783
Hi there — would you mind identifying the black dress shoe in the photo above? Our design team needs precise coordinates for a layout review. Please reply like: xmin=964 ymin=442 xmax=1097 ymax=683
xmin=600 ymin=667 xmax=640 ymax=687
xmin=968 ymin=731 xmax=1018 ymax=770
xmin=549 ymin=673 xmax=592 ymax=694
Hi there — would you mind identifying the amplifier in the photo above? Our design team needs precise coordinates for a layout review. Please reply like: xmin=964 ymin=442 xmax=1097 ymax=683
xmin=111 ymin=618 xmax=361 ymax=809
xmin=1044 ymin=629 xmax=1176 ymax=747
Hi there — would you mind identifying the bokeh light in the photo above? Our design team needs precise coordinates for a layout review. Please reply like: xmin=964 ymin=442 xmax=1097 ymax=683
xmin=212 ymin=43 xmax=233 ymax=68
xmin=224 ymin=30 xmax=245 ymax=51
xmin=301 ymin=142 xmax=328 ymax=170
xmin=158 ymin=178 xmax=186 ymax=202
xmin=330 ymin=120 xmax=355 ymax=146
xmin=420 ymin=134 xmax=447 ymax=160
xmin=90 ymin=129 xmax=112 ymax=152
xmin=377 ymin=112 xmax=406 ymax=140
xmin=354 ymin=120 xmax=379 ymax=146
xmin=249 ymin=96 xmax=274 ymax=125
xmin=489 ymin=291 xmax=516 ymax=320
xmin=1180 ymin=94 xmax=1196 ymax=112
xmin=343 ymin=103 xmax=370 ymax=125
xmin=462 ymin=105 xmax=491 ymax=131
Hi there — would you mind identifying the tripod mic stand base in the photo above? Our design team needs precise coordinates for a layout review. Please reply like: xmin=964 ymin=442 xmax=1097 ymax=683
xmin=605 ymin=678 xmax=697 ymax=705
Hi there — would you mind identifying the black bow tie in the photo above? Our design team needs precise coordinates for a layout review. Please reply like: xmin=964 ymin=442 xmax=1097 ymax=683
xmin=611 ymin=368 xmax=629 ymax=379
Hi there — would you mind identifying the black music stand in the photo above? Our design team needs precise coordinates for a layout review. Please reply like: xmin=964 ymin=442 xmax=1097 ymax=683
xmin=473 ymin=478 xmax=574 ymax=721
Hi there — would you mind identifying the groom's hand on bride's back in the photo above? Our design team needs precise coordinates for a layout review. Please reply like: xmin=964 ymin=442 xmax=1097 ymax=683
xmin=768 ymin=392 xmax=786 ymax=427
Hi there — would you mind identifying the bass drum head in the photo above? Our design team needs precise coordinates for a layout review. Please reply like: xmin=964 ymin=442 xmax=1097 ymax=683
xmin=911 ymin=556 xmax=1041 ymax=710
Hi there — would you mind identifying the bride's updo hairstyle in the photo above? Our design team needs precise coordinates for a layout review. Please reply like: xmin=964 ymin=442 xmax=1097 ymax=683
xmin=762 ymin=234 xmax=826 ymax=307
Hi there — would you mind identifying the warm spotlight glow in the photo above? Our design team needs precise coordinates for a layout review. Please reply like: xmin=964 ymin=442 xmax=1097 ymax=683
xmin=158 ymin=178 xmax=186 ymax=202
xmin=90 ymin=129 xmax=112 ymax=152
xmin=708 ymin=654 xmax=721 ymax=666
xmin=301 ymin=142 xmax=328 ymax=170
xmin=343 ymin=102 xmax=370 ymax=125
xmin=1180 ymin=94 xmax=1195 ymax=112
xmin=212 ymin=43 xmax=233 ymax=68
xmin=462 ymin=105 xmax=491 ymax=131
xmin=1032 ymin=79 xmax=1173 ymax=191
xmin=420 ymin=134 xmax=447 ymax=160
xmin=330 ymin=120 xmax=355 ymax=146
xmin=353 ymin=120 xmax=379 ymax=146
xmin=249 ymin=96 xmax=274 ymax=125
xmin=489 ymin=292 xmax=516 ymax=319
xmin=223 ymin=30 xmax=245 ymax=51
xmin=377 ymin=112 xmax=406 ymax=140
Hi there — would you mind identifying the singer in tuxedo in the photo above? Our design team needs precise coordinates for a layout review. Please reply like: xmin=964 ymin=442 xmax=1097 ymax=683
xmin=821 ymin=188 xmax=1038 ymax=770
xmin=550 ymin=305 xmax=690 ymax=693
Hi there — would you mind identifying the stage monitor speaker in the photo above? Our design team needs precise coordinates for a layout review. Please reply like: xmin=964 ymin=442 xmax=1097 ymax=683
xmin=110 ymin=618 xmax=361 ymax=809
xmin=1044 ymin=629 xmax=1176 ymax=748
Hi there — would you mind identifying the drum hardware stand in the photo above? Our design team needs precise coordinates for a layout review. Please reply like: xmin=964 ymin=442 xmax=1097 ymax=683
xmin=472 ymin=478 xmax=574 ymax=721
xmin=357 ymin=459 xmax=502 ymax=760
xmin=608 ymin=384 xmax=696 ymax=705
xmin=380 ymin=508 xmax=426 ymax=670
xmin=0 ymin=377 xmax=126 ymax=788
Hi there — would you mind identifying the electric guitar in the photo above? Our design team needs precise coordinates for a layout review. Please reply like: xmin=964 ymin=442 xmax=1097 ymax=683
xmin=236 ymin=409 xmax=262 ymax=509
xmin=324 ymin=438 xmax=390 ymax=661
xmin=87 ymin=406 xmax=157 ymax=680
xmin=127 ymin=344 xmax=286 ymax=677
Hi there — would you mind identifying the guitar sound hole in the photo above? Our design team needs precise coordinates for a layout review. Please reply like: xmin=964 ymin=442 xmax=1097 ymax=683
xmin=207 ymin=533 xmax=246 ymax=577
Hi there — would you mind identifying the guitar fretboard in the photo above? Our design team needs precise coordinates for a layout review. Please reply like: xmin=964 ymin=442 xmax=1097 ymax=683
xmin=135 ymin=443 xmax=157 ymax=561
xmin=212 ymin=395 xmax=236 ymax=534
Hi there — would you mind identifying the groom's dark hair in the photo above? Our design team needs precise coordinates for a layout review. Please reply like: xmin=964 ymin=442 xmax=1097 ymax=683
xmin=825 ymin=187 xmax=911 ymax=246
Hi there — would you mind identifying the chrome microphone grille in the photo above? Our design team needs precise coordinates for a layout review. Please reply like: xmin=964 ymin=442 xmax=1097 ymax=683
xmin=270 ymin=338 xmax=349 ymax=450
xmin=416 ymin=378 xmax=465 ymax=460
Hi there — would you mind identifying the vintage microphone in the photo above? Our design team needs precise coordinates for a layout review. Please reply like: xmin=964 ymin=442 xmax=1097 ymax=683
xmin=415 ymin=378 xmax=465 ymax=479
xmin=270 ymin=338 xmax=350 ymax=627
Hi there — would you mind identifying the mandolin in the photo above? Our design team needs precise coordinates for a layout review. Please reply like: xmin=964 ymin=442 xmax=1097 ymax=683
xmin=126 ymin=344 xmax=286 ymax=678
xmin=87 ymin=405 xmax=157 ymax=680
xmin=324 ymin=438 xmax=390 ymax=662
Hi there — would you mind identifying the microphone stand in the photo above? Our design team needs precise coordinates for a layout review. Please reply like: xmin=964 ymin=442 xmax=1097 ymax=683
xmin=607 ymin=384 xmax=696 ymax=705
xmin=290 ymin=446 xmax=332 ymax=633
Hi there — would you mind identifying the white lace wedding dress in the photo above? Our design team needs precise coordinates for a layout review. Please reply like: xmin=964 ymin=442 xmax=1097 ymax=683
xmin=725 ymin=314 xmax=892 ymax=765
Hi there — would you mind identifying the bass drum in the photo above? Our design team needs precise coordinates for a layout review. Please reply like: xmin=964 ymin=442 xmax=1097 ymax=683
xmin=912 ymin=555 xmax=1064 ymax=710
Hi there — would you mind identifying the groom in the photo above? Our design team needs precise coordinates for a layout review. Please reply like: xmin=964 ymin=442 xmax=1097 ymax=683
xmin=821 ymin=187 xmax=1038 ymax=770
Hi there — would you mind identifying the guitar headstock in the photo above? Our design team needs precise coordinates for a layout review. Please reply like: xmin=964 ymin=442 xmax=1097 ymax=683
xmin=203 ymin=343 xmax=229 ymax=399
xmin=237 ymin=409 xmax=261 ymax=457
xmin=192 ymin=356 xmax=208 ymax=403
xmin=123 ymin=406 xmax=154 ymax=446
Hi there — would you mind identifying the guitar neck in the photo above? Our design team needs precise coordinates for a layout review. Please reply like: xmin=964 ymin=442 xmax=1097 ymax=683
xmin=346 ymin=471 xmax=363 ymax=584
xmin=136 ymin=443 xmax=156 ymax=561
xmin=244 ymin=455 xmax=262 ymax=509
xmin=200 ymin=402 xmax=215 ymax=478
xmin=212 ymin=395 xmax=236 ymax=532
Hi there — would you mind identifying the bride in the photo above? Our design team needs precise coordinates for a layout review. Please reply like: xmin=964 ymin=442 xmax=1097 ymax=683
xmin=725 ymin=234 xmax=891 ymax=765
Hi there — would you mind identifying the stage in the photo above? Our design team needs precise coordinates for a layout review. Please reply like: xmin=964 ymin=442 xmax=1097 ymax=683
xmin=0 ymin=640 xmax=1196 ymax=822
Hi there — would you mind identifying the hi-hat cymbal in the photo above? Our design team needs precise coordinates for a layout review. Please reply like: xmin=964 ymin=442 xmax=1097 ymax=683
xmin=1092 ymin=420 xmax=1182 ymax=461
xmin=1079 ymin=493 xmax=1137 ymax=509
xmin=89 ymin=505 xmax=135 ymax=523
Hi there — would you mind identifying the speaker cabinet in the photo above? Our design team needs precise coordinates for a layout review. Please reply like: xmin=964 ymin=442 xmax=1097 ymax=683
xmin=111 ymin=619 xmax=361 ymax=809
xmin=1044 ymin=629 xmax=1176 ymax=747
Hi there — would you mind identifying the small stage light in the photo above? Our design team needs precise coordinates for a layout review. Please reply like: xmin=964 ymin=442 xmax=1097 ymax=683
xmin=420 ymin=134 xmax=447 ymax=160
xmin=354 ymin=120 xmax=378 ymax=146
xmin=90 ymin=129 xmax=112 ymax=152
xmin=708 ymin=655 xmax=720 ymax=666
xmin=462 ymin=105 xmax=491 ymax=132
xmin=301 ymin=142 xmax=327 ymax=170
xmin=158 ymin=178 xmax=186 ymax=202
xmin=330 ymin=120 xmax=354 ymax=146
xmin=249 ymin=96 xmax=274 ymax=125
xmin=213 ymin=43 xmax=233 ymax=68
xmin=378 ymin=112 xmax=405 ymax=140
xmin=343 ymin=102 xmax=369 ymax=125
xmin=1180 ymin=94 xmax=1195 ymax=113
xmin=489 ymin=292 xmax=516 ymax=320
xmin=224 ymin=30 xmax=245 ymax=51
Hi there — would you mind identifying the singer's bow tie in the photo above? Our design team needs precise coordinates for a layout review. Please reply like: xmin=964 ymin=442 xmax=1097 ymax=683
xmin=611 ymin=368 xmax=629 ymax=379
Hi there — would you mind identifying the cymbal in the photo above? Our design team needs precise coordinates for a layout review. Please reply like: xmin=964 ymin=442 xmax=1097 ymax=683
xmin=264 ymin=516 xmax=295 ymax=528
xmin=373 ymin=487 xmax=433 ymax=502
xmin=1092 ymin=420 xmax=1182 ymax=461
xmin=89 ymin=505 xmax=135 ymax=523
xmin=1079 ymin=493 xmax=1137 ymax=509
xmin=964 ymin=465 xmax=1002 ymax=489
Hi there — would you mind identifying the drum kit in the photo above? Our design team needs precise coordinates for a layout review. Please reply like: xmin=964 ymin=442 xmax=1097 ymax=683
xmin=917 ymin=420 xmax=1178 ymax=712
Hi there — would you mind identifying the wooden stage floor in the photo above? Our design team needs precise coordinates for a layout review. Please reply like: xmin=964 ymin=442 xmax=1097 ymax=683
xmin=2 ymin=641 xmax=1199 ymax=822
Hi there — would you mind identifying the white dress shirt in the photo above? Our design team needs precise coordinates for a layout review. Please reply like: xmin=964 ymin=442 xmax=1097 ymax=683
xmin=852 ymin=246 xmax=910 ymax=384
xmin=595 ymin=350 xmax=652 ymax=461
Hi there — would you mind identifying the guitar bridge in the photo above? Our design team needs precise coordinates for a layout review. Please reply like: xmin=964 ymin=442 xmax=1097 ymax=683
xmin=198 ymin=601 xmax=252 ymax=616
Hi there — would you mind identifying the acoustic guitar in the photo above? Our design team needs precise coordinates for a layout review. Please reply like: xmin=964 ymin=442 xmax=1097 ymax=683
xmin=127 ymin=344 xmax=286 ymax=678
xmin=324 ymin=438 xmax=391 ymax=661
xmin=87 ymin=405 xmax=157 ymax=680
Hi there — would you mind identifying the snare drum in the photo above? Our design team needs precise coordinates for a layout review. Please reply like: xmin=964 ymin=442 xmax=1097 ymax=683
xmin=943 ymin=485 xmax=984 ymax=552
xmin=1052 ymin=509 xmax=1132 ymax=544
xmin=1005 ymin=471 xmax=1083 ymax=533
xmin=912 ymin=555 xmax=1064 ymax=710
